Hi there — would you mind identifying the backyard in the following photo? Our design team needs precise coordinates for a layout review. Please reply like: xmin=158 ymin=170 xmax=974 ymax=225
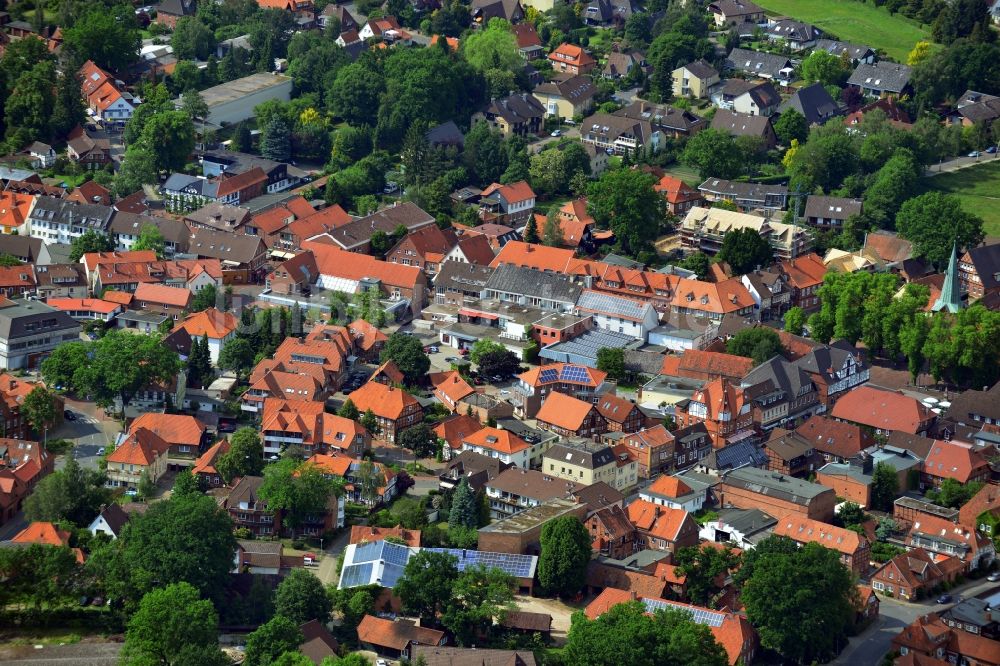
xmin=754 ymin=0 xmax=930 ymax=61
xmin=925 ymin=161 xmax=1000 ymax=238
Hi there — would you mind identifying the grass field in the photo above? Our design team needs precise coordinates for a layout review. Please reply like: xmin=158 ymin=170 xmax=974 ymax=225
xmin=661 ymin=163 xmax=702 ymax=187
xmin=926 ymin=161 xmax=1000 ymax=238
xmin=754 ymin=0 xmax=930 ymax=61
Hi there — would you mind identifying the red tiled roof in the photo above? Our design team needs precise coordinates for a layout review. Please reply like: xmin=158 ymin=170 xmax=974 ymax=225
xmin=660 ymin=350 xmax=754 ymax=380
xmin=646 ymin=475 xmax=692 ymax=498
xmin=535 ymin=391 xmax=597 ymax=431
xmin=107 ymin=427 xmax=170 ymax=465
xmin=595 ymin=394 xmax=639 ymax=424
xmin=347 ymin=319 xmax=388 ymax=352
xmin=429 ymin=370 xmax=475 ymax=407
xmin=101 ymin=290 xmax=134 ymax=306
xmin=481 ymin=180 xmax=536 ymax=204
xmin=172 ymin=308 xmax=238 ymax=340
xmin=134 ymin=282 xmax=192 ymax=309
xmin=517 ymin=362 xmax=606 ymax=388
xmin=349 ymin=525 xmax=421 ymax=547
xmin=12 ymin=521 xmax=70 ymax=547
xmin=301 ymin=240 xmax=422 ymax=290
xmin=432 ymin=414 xmax=484 ymax=450
xmin=627 ymin=499 xmax=692 ymax=542
xmin=922 ymin=439 xmax=989 ymax=484
xmin=357 ymin=615 xmax=444 ymax=651
xmin=462 ymin=426 xmax=530 ymax=455
xmin=830 ymin=386 xmax=934 ymax=434
xmin=548 ymin=42 xmax=596 ymax=67
xmin=83 ymin=250 xmax=158 ymax=272
xmin=349 ymin=381 xmax=419 ymax=421
xmin=192 ymin=439 xmax=229 ymax=476
xmin=655 ymin=175 xmax=701 ymax=205
xmin=130 ymin=413 xmax=205 ymax=447
xmin=452 ymin=234 xmax=496 ymax=265
xmin=780 ymin=253 xmax=827 ymax=289
xmin=795 ymin=415 xmax=873 ymax=460
xmin=47 ymin=298 xmax=122 ymax=315
xmin=773 ymin=515 xmax=864 ymax=556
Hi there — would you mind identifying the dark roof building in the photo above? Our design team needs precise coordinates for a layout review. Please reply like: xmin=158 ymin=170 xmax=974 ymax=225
xmin=725 ymin=47 xmax=793 ymax=80
xmin=779 ymin=83 xmax=841 ymax=125
xmin=848 ymin=61 xmax=913 ymax=96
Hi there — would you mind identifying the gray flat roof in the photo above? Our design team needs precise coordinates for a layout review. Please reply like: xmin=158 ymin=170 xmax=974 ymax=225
xmin=480 ymin=498 xmax=583 ymax=534
xmin=198 ymin=73 xmax=292 ymax=108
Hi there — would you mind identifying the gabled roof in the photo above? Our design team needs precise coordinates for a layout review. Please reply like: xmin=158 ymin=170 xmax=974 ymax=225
xmin=923 ymin=439 xmax=989 ymax=484
xmin=847 ymin=61 xmax=912 ymax=92
xmin=795 ymin=415 xmax=872 ymax=460
xmin=133 ymin=282 xmax=192 ymax=309
xmin=107 ymin=427 xmax=170 ymax=465
xmin=626 ymin=499 xmax=693 ymax=542
xmin=595 ymin=394 xmax=639 ymax=424
xmin=349 ymin=525 xmax=421 ymax=547
xmin=481 ymin=180 xmax=536 ymax=205
xmin=535 ymin=391 xmax=598 ymax=431
xmin=780 ymin=83 xmax=841 ymax=125
xmin=725 ymin=47 xmax=791 ymax=79
xmin=463 ymin=426 xmax=530 ymax=455
xmin=357 ymin=616 xmax=445 ymax=651
xmin=349 ymin=381 xmax=419 ymax=420
xmin=779 ymin=253 xmax=827 ymax=289
xmin=660 ymin=350 xmax=754 ymax=381
xmin=645 ymin=475 xmax=693 ymax=499
xmin=430 ymin=370 xmax=475 ymax=406
xmin=301 ymin=240 xmax=423 ymax=290
xmin=710 ymin=109 xmax=773 ymax=138
xmin=433 ymin=414 xmax=484 ymax=450
xmin=130 ymin=413 xmax=205 ymax=447
xmin=192 ymin=439 xmax=229 ymax=477
xmin=12 ymin=521 xmax=71 ymax=547
xmin=548 ymin=43 xmax=596 ymax=68
xmin=773 ymin=515 xmax=865 ymax=555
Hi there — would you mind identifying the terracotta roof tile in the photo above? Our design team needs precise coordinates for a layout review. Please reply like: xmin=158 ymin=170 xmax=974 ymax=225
xmin=348 ymin=381 xmax=419 ymax=421
xmin=171 ymin=308 xmax=238 ymax=340
xmin=535 ymin=391 xmax=597 ymax=431
xmin=12 ymin=521 xmax=70 ymax=547
xmin=462 ymin=426 xmax=529 ymax=455
xmin=357 ymin=616 xmax=445 ymax=651
xmin=130 ymin=413 xmax=205 ymax=447
xmin=830 ymin=386 xmax=934 ymax=434
xmin=626 ymin=499 xmax=692 ymax=542
xmin=133 ymin=282 xmax=193 ymax=309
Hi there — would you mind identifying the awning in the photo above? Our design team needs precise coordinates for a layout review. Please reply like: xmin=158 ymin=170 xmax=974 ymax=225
xmin=458 ymin=308 xmax=498 ymax=320
xmin=270 ymin=250 xmax=296 ymax=260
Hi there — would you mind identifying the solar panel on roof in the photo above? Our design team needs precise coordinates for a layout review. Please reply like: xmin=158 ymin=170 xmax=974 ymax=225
xmin=642 ymin=598 xmax=726 ymax=627
xmin=380 ymin=562 xmax=407 ymax=588
xmin=381 ymin=541 xmax=410 ymax=566
xmin=340 ymin=562 xmax=374 ymax=588
xmin=353 ymin=540 xmax=385 ymax=563
xmin=539 ymin=368 xmax=559 ymax=383
xmin=425 ymin=548 xmax=538 ymax=579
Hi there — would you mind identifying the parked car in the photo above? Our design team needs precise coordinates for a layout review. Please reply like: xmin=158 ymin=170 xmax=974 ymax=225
xmin=987 ymin=572 xmax=1000 ymax=582
xmin=428 ymin=345 xmax=439 ymax=353
xmin=550 ymin=130 xmax=561 ymax=137
xmin=936 ymin=594 xmax=953 ymax=604
xmin=988 ymin=146 xmax=998 ymax=154
xmin=96 ymin=447 xmax=105 ymax=456
xmin=63 ymin=410 xmax=76 ymax=421
xmin=968 ymin=151 xmax=981 ymax=158
xmin=444 ymin=356 xmax=460 ymax=363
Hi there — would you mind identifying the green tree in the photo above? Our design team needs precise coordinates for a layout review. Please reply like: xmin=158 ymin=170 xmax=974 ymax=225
xmin=462 ymin=18 xmax=520 ymax=73
xmin=468 ymin=338 xmax=506 ymax=365
xmin=783 ymin=306 xmax=807 ymax=336
xmin=244 ymin=616 xmax=304 ymax=666
xmin=258 ymin=458 xmax=343 ymax=530
xmin=68 ymin=230 xmax=115 ymax=262
xmin=523 ymin=212 xmax=541 ymax=243
xmin=172 ymin=17 xmax=217 ymax=61
xmin=218 ymin=338 xmax=255 ymax=378
xmin=926 ymin=478 xmax=985 ymax=509
xmin=187 ymin=334 xmax=213 ymax=387
xmin=395 ymin=550 xmax=459 ymax=622
xmin=274 ymin=653 xmax=315 ymax=666
xmin=232 ymin=120 xmax=253 ymax=152
xmin=261 ymin=115 xmax=293 ymax=162
xmin=215 ymin=427 xmax=264 ymax=484
xmin=90 ymin=492 xmax=237 ymax=609
xmin=624 ymin=12 xmax=652 ymax=47
xmin=131 ymin=224 xmax=167 ymax=259
xmin=0 ymin=543 xmax=81 ymax=611
xmin=587 ymin=168 xmax=665 ymax=256
xmin=62 ymin=3 xmax=140 ymax=71
xmin=477 ymin=349 xmax=521 ymax=380
xmin=596 ymin=347 xmax=626 ymax=381
xmin=51 ymin=71 xmax=86 ymax=142
xmin=5 ymin=63 xmax=56 ymax=143
xmin=172 ymin=469 xmax=201 ymax=497
xmin=142 ymin=110 xmax=196 ymax=172
xmin=190 ymin=284 xmax=218 ymax=313
xmin=896 ymin=192 xmax=985 ymax=267
xmin=786 ymin=124 xmax=859 ymax=194
xmin=449 ymin=477 xmax=478 ymax=530
xmin=870 ymin=462 xmax=900 ymax=511
xmin=137 ymin=469 xmax=156 ymax=500
xmin=542 ymin=211 xmax=565 ymax=247
xmin=677 ymin=252 xmax=712 ymax=280
xmin=442 ymin=565 xmax=516 ymax=646
xmin=21 ymin=386 xmax=57 ymax=440
xmin=742 ymin=541 xmax=856 ymax=663
xmin=115 ymin=143 xmax=160 ymax=197
xmin=681 ymin=128 xmax=742 ymax=180
xmin=380 ymin=333 xmax=431 ymax=386
xmin=717 ymin=228 xmax=774 ymax=275
xmin=398 ymin=423 xmax=438 ymax=458
xmin=538 ymin=515 xmax=591 ymax=597
xmin=122 ymin=582 xmax=229 ymax=666
xmin=24 ymin=457 xmax=111 ymax=526
xmin=565 ymin=601 xmax=728 ymax=666
xmin=773 ymin=109 xmax=809 ymax=145
xmin=463 ymin=121 xmax=509 ymax=184
xmin=326 ymin=63 xmax=384 ymax=127
xmin=675 ymin=544 xmax=739 ymax=607
xmin=275 ymin=568 xmax=333 ymax=624
xmin=359 ymin=409 xmax=380 ymax=437
xmin=338 ymin=398 xmax=360 ymax=421
xmin=355 ymin=459 xmax=384 ymax=506
xmin=799 ymin=51 xmax=849 ymax=87
xmin=726 ymin=327 xmax=784 ymax=365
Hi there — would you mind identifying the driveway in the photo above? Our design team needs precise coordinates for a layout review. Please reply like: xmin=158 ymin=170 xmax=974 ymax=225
xmin=513 ymin=594 xmax=588 ymax=644
xmin=925 ymin=151 xmax=1000 ymax=176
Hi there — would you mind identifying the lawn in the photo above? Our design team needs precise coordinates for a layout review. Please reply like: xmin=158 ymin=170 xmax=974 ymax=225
xmin=754 ymin=0 xmax=930 ymax=61
xmin=661 ymin=163 xmax=702 ymax=187
xmin=925 ymin=160 xmax=1000 ymax=238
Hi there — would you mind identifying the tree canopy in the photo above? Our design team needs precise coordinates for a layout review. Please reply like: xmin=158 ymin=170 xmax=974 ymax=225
xmin=895 ymin=192 xmax=985 ymax=267
xmin=380 ymin=333 xmax=431 ymax=386
xmin=275 ymin=568 xmax=333 ymax=624
xmin=587 ymin=168 xmax=665 ymax=256
xmin=717 ymin=228 xmax=774 ymax=275
xmin=725 ymin=328 xmax=784 ymax=365
xmin=537 ymin=515 xmax=592 ymax=597
xmin=121 ymin=583 xmax=229 ymax=666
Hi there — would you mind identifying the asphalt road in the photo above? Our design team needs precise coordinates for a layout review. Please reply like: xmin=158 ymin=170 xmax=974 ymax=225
xmin=833 ymin=579 xmax=1000 ymax=664
xmin=52 ymin=406 xmax=119 ymax=471
xmin=925 ymin=151 xmax=1000 ymax=176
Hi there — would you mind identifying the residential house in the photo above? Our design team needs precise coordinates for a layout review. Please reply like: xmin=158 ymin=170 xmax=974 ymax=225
xmin=513 ymin=23 xmax=543 ymax=59
xmin=958 ymin=243 xmax=1000 ymax=301
xmin=535 ymin=391 xmax=608 ymax=439
xmin=716 ymin=466 xmax=838 ymax=521
xmin=482 ymin=264 xmax=580 ymax=311
xmin=709 ymin=109 xmax=777 ymax=149
xmin=699 ymin=507 xmax=777 ymax=550
xmin=533 ymin=75 xmax=597 ymax=119
xmin=25 ymin=142 xmax=55 ymax=169
xmin=763 ymin=429 xmax=822 ymax=477
xmin=921 ymin=440 xmax=990 ymax=488
xmin=638 ymin=472 xmax=713 ymax=513
xmin=385 ymin=225 xmax=458 ymax=277
xmin=542 ymin=442 xmax=637 ymax=492
xmin=814 ymin=39 xmax=876 ymax=65
xmin=356 ymin=616 xmax=445 ymax=661
xmin=460 ymin=223 xmax=522 ymax=251
xmin=470 ymin=0 xmax=523 ymax=23
xmin=66 ymin=181 xmax=111 ymax=208
xmin=655 ymin=175 xmax=704 ymax=216
xmin=33 ymin=264 xmax=88 ymax=300
xmin=848 ymin=61 xmax=913 ymax=97
xmin=674 ymin=377 xmax=755 ymax=448
xmin=512 ymin=362 xmax=610 ymax=418
xmin=528 ymin=199 xmax=597 ymax=252
xmin=66 ymin=130 xmax=112 ymax=171
xmin=725 ymin=47 xmax=794 ymax=84
xmin=831 ymin=386 xmax=936 ymax=436
xmin=223 ymin=475 xmax=278 ymax=537
xmin=129 ymin=412 xmax=206 ymax=459
xmin=199 ymin=150 xmax=300 ymax=194
xmin=348 ymin=381 xmax=423 ymax=443
xmin=132 ymin=283 xmax=192 ymax=321
xmin=871 ymin=547 xmax=962 ymax=601
xmin=627 ymin=499 xmax=700 ymax=554
xmin=0 ymin=300 xmax=82 ymax=370
xmin=154 ymin=0 xmax=196 ymax=28
xmin=942 ymin=381 xmax=1000 ymax=436
xmin=473 ymin=93 xmax=546 ymax=138
xmin=169 ymin=308 xmax=238 ymax=364
xmin=780 ymin=83 xmax=841 ymax=126
xmin=443 ymin=234 xmax=495 ymax=265
xmin=741 ymin=356 xmax=820 ymax=431
xmin=0 ymin=265 xmax=35 ymax=298
xmin=548 ymin=43 xmax=596 ymax=76
xmin=815 ymin=449 xmax=920 ymax=507
xmin=318 ymin=3 xmax=357 ymax=30
xmin=0 ymin=191 xmax=36 ymax=235
xmin=575 ymin=289 xmax=659 ymax=342
xmin=906 ymin=515 xmax=995 ymax=571
xmin=776 ymin=253 xmax=827 ymax=311
xmin=803 ymin=195 xmax=863 ymax=228
xmin=740 ymin=268 xmax=791 ymax=321
xmin=582 ymin=0 xmax=639 ymax=26
xmin=585 ymin=505 xmax=636 ymax=559
xmin=485 ymin=467 xmax=583 ymax=519
xmin=429 ymin=371 xmax=475 ymax=413
xmin=88 ymin=504 xmax=130 ymax=539
xmin=0 ymin=437 xmax=54 ymax=498
xmin=614 ymin=100 xmax=707 ymax=137
xmin=187 ymin=228 xmax=269 ymax=278
xmin=461 ymin=426 xmax=533 ymax=469
xmin=191 ymin=439 xmax=229 ymax=488
xmin=306 ymin=453 xmax=396 ymax=505
xmin=479 ymin=181 xmax=536 ymax=226
xmin=795 ymin=414 xmax=875 ymax=462
xmin=580 ymin=112 xmax=661 ymax=156
xmin=358 ymin=16 xmax=412 ymax=43
xmin=105 ymin=428 xmax=170 ymax=490
xmin=698 ymin=178 xmax=787 ymax=212
xmin=109 ymin=212 xmax=190 ymax=256
xmin=660 ymin=350 xmax=755 ymax=384
xmin=673 ymin=59 xmax=720 ymax=99
xmin=595 ymin=394 xmax=645 ymax=433
xmin=709 ymin=0 xmax=764 ymax=27
xmin=313 ymin=202 xmax=435 ymax=254
xmin=715 ymin=79 xmax=782 ymax=117
xmin=773 ymin=515 xmax=870 ymax=575
xmin=766 ymin=19 xmax=822 ymax=50
xmin=433 ymin=262 xmax=493 ymax=307
xmin=23 ymin=198 xmax=113 ymax=245
xmin=602 ymin=51 xmax=646 ymax=80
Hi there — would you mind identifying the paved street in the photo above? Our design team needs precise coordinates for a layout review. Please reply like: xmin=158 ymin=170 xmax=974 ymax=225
xmin=833 ymin=580 xmax=1000 ymax=665
xmin=52 ymin=399 xmax=121 ymax=471
xmin=925 ymin=151 xmax=1000 ymax=177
